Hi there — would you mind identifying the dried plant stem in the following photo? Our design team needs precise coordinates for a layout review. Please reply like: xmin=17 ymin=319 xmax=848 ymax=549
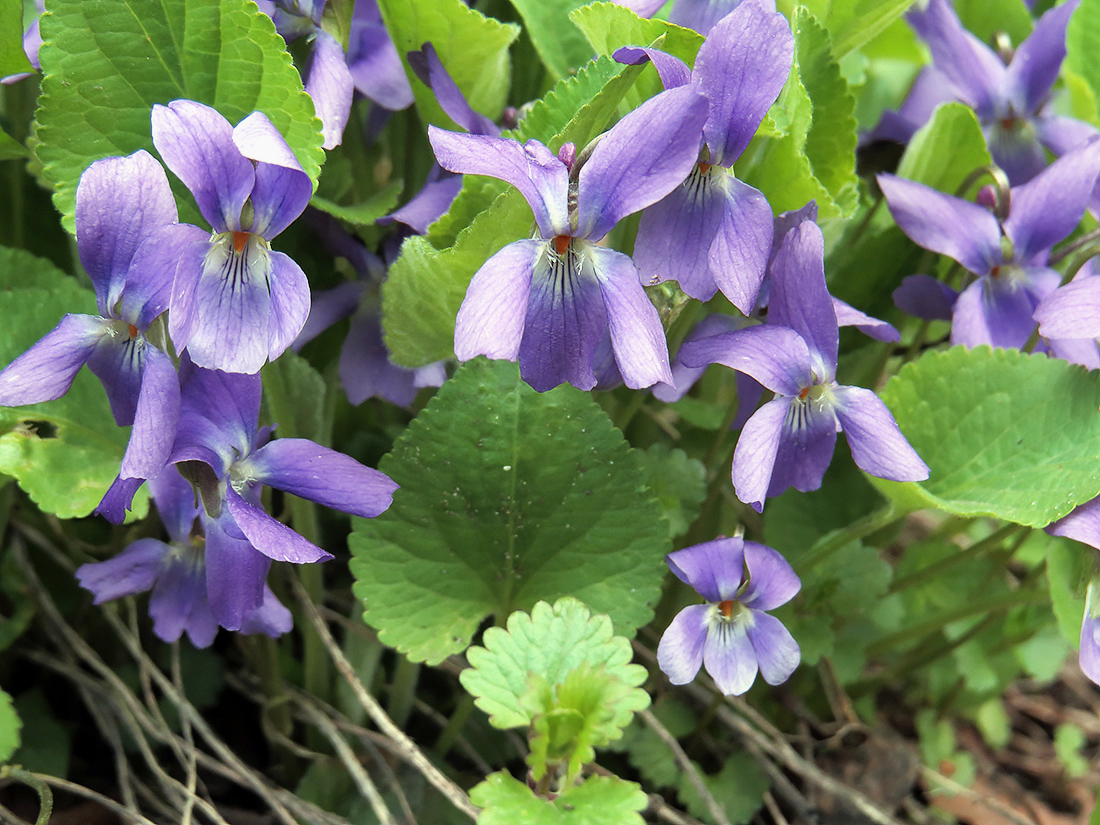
xmin=289 ymin=575 xmax=481 ymax=820
xmin=640 ymin=708 xmax=730 ymax=825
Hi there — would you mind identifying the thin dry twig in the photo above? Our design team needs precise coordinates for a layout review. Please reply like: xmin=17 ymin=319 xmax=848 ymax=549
xmin=920 ymin=766 xmax=1038 ymax=825
xmin=289 ymin=575 xmax=481 ymax=820
xmin=639 ymin=708 xmax=730 ymax=825
xmin=17 ymin=774 xmax=160 ymax=825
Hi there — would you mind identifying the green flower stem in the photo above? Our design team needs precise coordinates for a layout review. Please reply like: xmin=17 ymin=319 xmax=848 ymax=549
xmin=247 ymin=636 xmax=297 ymax=778
xmin=798 ymin=504 xmax=904 ymax=571
xmin=0 ymin=766 xmax=53 ymax=825
xmin=887 ymin=522 xmax=1027 ymax=594
xmin=433 ymin=693 xmax=475 ymax=758
xmin=387 ymin=655 xmax=420 ymax=730
xmin=865 ymin=588 xmax=1048 ymax=658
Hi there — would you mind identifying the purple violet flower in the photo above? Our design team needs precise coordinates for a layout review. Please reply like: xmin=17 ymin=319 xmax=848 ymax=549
xmin=615 ymin=0 xmax=793 ymax=312
xmin=658 ymin=536 xmax=800 ymax=696
xmin=1034 ymin=258 xmax=1100 ymax=363
xmin=148 ymin=100 xmax=313 ymax=374
xmin=679 ymin=220 xmax=929 ymax=511
xmin=0 ymin=151 xmax=181 ymax=489
xmin=346 ymin=0 xmax=415 ymax=112
xmin=892 ymin=0 xmax=1094 ymax=185
xmin=76 ymin=467 xmax=292 ymax=647
xmin=614 ymin=0 xmax=749 ymax=34
xmin=269 ymin=0 xmax=355 ymax=149
xmin=880 ymin=136 xmax=1100 ymax=349
xmin=428 ymin=84 xmax=709 ymax=391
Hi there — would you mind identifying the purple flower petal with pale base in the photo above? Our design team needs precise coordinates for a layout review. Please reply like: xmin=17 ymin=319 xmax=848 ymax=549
xmin=204 ymin=512 xmax=270 ymax=631
xmin=226 ymin=486 xmax=334 ymax=564
xmin=766 ymin=394 xmax=838 ymax=498
xmin=347 ymin=1 xmax=414 ymax=111
xmin=119 ymin=345 xmax=181 ymax=480
xmin=704 ymin=618 xmax=758 ymax=696
xmin=305 ymin=30 xmax=355 ymax=150
xmin=0 ymin=314 xmax=106 ymax=407
xmin=748 ymin=611 xmax=800 ymax=685
xmin=149 ymin=552 xmax=216 ymax=647
xmin=1005 ymin=0 xmax=1078 ymax=116
xmin=741 ymin=541 xmax=800 ymax=611
xmin=1036 ymin=277 xmax=1100 ymax=339
xmin=656 ymin=604 xmax=709 ymax=685
xmin=768 ymin=222 xmax=837 ymax=371
xmin=409 ymin=44 xmax=499 ymax=136
xmin=950 ymin=267 xmax=1059 ymax=349
xmin=667 ymin=539 xmax=746 ymax=603
xmin=733 ymin=396 xmax=792 ymax=512
xmin=710 ymin=178 xmax=773 ymax=313
xmin=76 ymin=539 xmax=167 ymax=604
xmin=589 ymin=246 xmax=673 ymax=389
xmin=877 ymin=174 xmax=1002 ymax=275
xmin=454 ymin=241 xmax=541 ymax=363
xmin=832 ymin=386 xmax=929 ymax=482
xmin=679 ymin=325 xmax=812 ymax=396
xmin=241 ymin=438 xmax=398 ymax=518
xmin=152 ymin=101 xmax=255 ymax=233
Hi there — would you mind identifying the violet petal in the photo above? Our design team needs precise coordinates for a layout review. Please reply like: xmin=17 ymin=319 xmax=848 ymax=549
xmin=226 ymin=486 xmax=335 ymax=564
xmin=666 ymin=538 xmax=747 ymax=603
xmin=745 ymin=610 xmax=800 ymax=686
xmin=740 ymin=541 xmax=800 ymax=611
xmin=657 ymin=604 xmax=710 ymax=685
xmin=454 ymin=240 xmax=541 ymax=364
xmin=832 ymin=385 xmax=929 ymax=482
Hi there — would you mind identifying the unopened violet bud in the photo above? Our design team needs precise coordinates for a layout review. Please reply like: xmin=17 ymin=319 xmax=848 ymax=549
xmin=557 ymin=142 xmax=576 ymax=171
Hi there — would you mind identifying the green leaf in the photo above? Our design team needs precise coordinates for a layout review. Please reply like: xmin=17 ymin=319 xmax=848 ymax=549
xmin=377 ymin=0 xmax=518 ymax=131
xmin=1067 ymin=0 xmax=1100 ymax=108
xmin=0 ymin=687 xmax=20 ymax=763
xmin=678 ymin=754 xmax=769 ymax=825
xmin=309 ymin=181 xmax=404 ymax=228
xmin=873 ymin=347 xmax=1100 ymax=526
xmin=825 ymin=0 xmax=918 ymax=58
xmin=0 ymin=0 xmax=33 ymax=78
xmin=0 ymin=122 xmax=28 ymax=160
xmin=11 ymin=689 xmax=69 ymax=777
xmin=955 ymin=0 xmax=1032 ymax=47
xmin=349 ymin=360 xmax=670 ymax=664
xmin=0 ymin=247 xmax=148 ymax=519
xmin=1054 ymin=724 xmax=1090 ymax=777
xmin=896 ymin=103 xmax=993 ymax=194
xmin=507 ymin=0 xmax=594 ymax=79
xmin=33 ymin=0 xmax=325 ymax=233
xmin=384 ymin=191 xmax=533 ymax=366
xmin=470 ymin=772 xmax=647 ymax=825
xmin=461 ymin=598 xmax=648 ymax=731
xmin=1046 ymin=538 xmax=1092 ymax=645
xmin=638 ymin=444 xmax=706 ymax=539
xmin=741 ymin=8 xmax=859 ymax=218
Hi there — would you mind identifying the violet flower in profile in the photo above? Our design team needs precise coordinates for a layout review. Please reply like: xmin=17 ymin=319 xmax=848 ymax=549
xmin=428 ymin=84 xmax=709 ymax=392
xmin=0 ymin=151 xmax=181 ymax=489
xmin=886 ymin=0 xmax=1093 ymax=185
xmin=157 ymin=361 xmax=397 ymax=630
xmin=658 ymin=536 xmax=800 ymax=696
xmin=1045 ymin=498 xmax=1100 ymax=685
xmin=148 ymin=100 xmax=313 ymax=374
xmin=679 ymin=221 xmax=929 ymax=511
xmin=270 ymin=0 xmax=355 ymax=149
xmin=880 ymin=136 xmax=1100 ymax=349
xmin=616 ymin=0 xmax=793 ymax=311
xmin=76 ymin=467 xmax=291 ymax=647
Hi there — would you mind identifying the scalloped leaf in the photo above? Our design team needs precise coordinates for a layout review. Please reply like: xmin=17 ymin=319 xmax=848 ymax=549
xmin=0 ymin=687 xmax=20 ymax=763
xmin=874 ymin=346 xmax=1100 ymax=526
xmin=470 ymin=771 xmax=647 ymax=825
xmin=0 ymin=247 xmax=148 ymax=520
xmin=33 ymin=0 xmax=324 ymax=233
xmin=349 ymin=361 xmax=670 ymax=664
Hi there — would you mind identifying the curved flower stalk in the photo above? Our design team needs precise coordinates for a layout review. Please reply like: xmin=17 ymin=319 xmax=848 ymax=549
xmin=134 ymin=361 xmax=399 ymax=630
xmin=658 ymin=536 xmax=800 ymax=695
xmin=76 ymin=468 xmax=292 ymax=647
xmin=428 ymin=84 xmax=709 ymax=391
xmin=883 ymin=0 xmax=1094 ymax=185
xmin=880 ymin=136 xmax=1100 ymax=349
xmin=0 ymin=150 xmax=181 ymax=489
xmin=615 ymin=0 xmax=793 ymax=311
xmin=148 ymin=100 xmax=313 ymax=374
xmin=680 ymin=220 xmax=929 ymax=511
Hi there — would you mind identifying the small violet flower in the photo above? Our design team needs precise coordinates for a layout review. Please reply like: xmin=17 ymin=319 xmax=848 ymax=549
xmin=428 ymin=84 xmax=709 ymax=391
xmin=0 ymin=150 xmax=181 ymax=492
xmin=679 ymin=220 xmax=929 ymax=511
xmin=658 ymin=536 xmax=801 ymax=696
xmin=884 ymin=0 xmax=1093 ymax=185
xmin=880 ymin=136 xmax=1100 ymax=349
xmin=76 ymin=467 xmax=292 ymax=647
xmin=615 ymin=0 xmax=793 ymax=311
xmin=148 ymin=100 xmax=313 ymax=374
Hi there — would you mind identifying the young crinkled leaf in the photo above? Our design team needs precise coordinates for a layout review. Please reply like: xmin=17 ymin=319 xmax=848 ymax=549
xmin=349 ymin=361 xmax=670 ymax=664
xmin=33 ymin=0 xmax=324 ymax=233
xmin=0 ymin=248 xmax=147 ymax=519
xmin=471 ymin=771 xmax=647 ymax=825
xmin=874 ymin=347 xmax=1100 ymax=526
